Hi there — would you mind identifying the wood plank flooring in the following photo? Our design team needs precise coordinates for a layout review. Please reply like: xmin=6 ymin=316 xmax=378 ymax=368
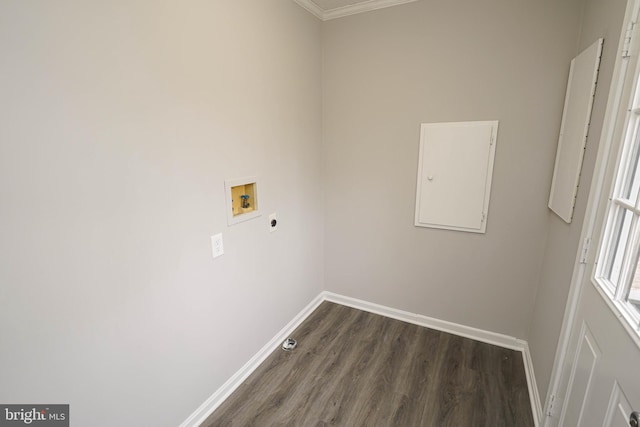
xmin=202 ymin=302 xmax=534 ymax=426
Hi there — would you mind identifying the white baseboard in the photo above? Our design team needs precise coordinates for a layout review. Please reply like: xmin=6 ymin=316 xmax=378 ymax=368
xmin=521 ymin=341 xmax=543 ymax=427
xmin=323 ymin=292 xmax=523 ymax=350
xmin=181 ymin=291 xmax=541 ymax=426
xmin=179 ymin=292 xmax=325 ymax=427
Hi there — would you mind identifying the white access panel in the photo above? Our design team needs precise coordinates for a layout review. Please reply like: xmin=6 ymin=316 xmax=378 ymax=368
xmin=415 ymin=121 xmax=498 ymax=233
xmin=549 ymin=38 xmax=603 ymax=223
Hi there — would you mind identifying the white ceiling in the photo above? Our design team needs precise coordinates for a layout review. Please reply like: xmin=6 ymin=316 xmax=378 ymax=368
xmin=294 ymin=0 xmax=419 ymax=21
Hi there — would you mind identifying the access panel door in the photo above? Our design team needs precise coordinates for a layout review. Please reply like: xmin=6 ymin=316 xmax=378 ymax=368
xmin=415 ymin=121 xmax=498 ymax=233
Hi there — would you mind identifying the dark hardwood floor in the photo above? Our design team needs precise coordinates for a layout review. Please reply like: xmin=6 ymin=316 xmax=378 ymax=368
xmin=202 ymin=302 xmax=534 ymax=426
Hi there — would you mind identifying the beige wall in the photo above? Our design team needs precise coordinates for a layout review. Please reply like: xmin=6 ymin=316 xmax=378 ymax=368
xmin=0 ymin=1 xmax=323 ymax=425
xmin=527 ymin=0 xmax=627 ymax=405
xmin=322 ymin=0 xmax=584 ymax=338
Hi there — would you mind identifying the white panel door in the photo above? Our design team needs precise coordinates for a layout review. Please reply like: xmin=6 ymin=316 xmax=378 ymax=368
xmin=549 ymin=4 xmax=640 ymax=426
xmin=415 ymin=121 xmax=497 ymax=233
xmin=556 ymin=285 xmax=640 ymax=427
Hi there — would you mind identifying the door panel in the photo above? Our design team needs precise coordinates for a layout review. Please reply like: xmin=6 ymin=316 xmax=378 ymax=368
xmin=603 ymin=382 xmax=634 ymax=427
xmin=560 ymin=322 xmax=601 ymax=426
xmin=558 ymin=284 xmax=640 ymax=426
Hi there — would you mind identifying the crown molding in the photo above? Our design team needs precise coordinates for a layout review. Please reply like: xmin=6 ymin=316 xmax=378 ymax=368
xmin=293 ymin=0 xmax=325 ymax=20
xmin=294 ymin=0 xmax=420 ymax=21
xmin=324 ymin=0 xmax=420 ymax=20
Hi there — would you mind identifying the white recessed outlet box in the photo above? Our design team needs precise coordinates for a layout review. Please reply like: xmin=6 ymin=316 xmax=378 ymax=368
xmin=225 ymin=176 xmax=261 ymax=226
xmin=211 ymin=233 xmax=224 ymax=258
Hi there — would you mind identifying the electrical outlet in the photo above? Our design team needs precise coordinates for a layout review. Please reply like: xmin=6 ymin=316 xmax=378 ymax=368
xmin=269 ymin=213 xmax=277 ymax=232
xmin=211 ymin=233 xmax=224 ymax=258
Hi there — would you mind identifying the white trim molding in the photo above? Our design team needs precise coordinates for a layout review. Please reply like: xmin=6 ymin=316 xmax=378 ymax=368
xmin=522 ymin=341 xmax=543 ymax=426
xmin=293 ymin=0 xmax=420 ymax=21
xmin=181 ymin=291 xmax=541 ymax=426
xmin=323 ymin=292 xmax=522 ymax=349
xmin=293 ymin=0 xmax=325 ymax=20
